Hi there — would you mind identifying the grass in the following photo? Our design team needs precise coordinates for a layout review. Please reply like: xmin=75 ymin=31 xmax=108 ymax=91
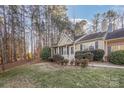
xmin=0 ymin=62 xmax=124 ymax=88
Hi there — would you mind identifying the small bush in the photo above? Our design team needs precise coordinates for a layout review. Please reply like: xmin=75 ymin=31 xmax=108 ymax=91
xmin=70 ymin=59 xmax=75 ymax=65
xmin=64 ymin=59 xmax=69 ymax=65
xmin=75 ymin=51 xmax=94 ymax=61
xmin=75 ymin=59 xmax=80 ymax=66
xmin=61 ymin=59 xmax=69 ymax=66
xmin=91 ymin=49 xmax=105 ymax=61
xmin=48 ymin=57 xmax=54 ymax=62
xmin=75 ymin=49 xmax=104 ymax=61
xmin=80 ymin=59 xmax=89 ymax=68
xmin=82 ymin=52 xmax=94 ymax=61
xmin=53 ymin=54 xmax=64 ymax=62
xmin=26 ymin=53 xmax=33 ymax=61
xmin=40 ymin=47 xmax=51 ymax=61
xmin=109 ymin=50 xmax=124 ymax=65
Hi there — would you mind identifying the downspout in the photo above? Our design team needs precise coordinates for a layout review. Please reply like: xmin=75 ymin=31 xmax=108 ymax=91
xmin=103 ymin=31 xmax=108 ymax=62
xmin=73 ymin=42 xmax=76 ymax=61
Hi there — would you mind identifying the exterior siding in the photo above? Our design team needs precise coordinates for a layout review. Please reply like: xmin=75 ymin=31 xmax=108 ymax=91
xmin=75 ymin=40 xmax=105 ymax=52
xmin=75 ymin=44 xmax=80 ymax=51
xmin=76 ymin=41 xmax=95 ymax=51
xmin=98 ymin=40 xmax=105 ymax=50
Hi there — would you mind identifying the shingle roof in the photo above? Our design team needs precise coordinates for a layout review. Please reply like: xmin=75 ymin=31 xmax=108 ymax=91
xmin=78 ymin=32 xmax=106 ymax=42
xmin=74 ymin=34 xmax=85 ymax=40
xmin=106 ymin=28 xmax=124 ymax=40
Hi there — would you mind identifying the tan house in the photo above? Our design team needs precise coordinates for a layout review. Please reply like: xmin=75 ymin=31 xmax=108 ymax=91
xmin=51 ymin=28 xmax=124 ymax=62
xmin=105 ymin=29 xmax=124 ymax=57
xmin=51 ymin=32 xmax=75 ymax=61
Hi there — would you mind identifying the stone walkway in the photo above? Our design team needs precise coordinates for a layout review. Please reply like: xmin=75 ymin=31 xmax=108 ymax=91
xmin=88 ymin=62 xmax=124 ymax=69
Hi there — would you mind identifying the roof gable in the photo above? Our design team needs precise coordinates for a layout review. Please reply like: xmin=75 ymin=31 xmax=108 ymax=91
xmin=58 ymin=33 xmax=73 ymax=46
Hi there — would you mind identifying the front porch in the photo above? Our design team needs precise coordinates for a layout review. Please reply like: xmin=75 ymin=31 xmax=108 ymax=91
xmin=51 ymin=44 xmax=75 ymax=61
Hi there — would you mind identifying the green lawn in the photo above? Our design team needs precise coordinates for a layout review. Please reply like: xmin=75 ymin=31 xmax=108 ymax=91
xmin=0 ymin=62 xmax=124 ymax=88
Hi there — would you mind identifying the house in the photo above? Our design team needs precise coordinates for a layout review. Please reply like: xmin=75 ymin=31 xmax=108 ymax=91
xmin=75 ymin=31 xmax=106 ymax=52
xmin=51 ymin=28 xmax=124 ymax=62
xmin=105 ymin=29 xmax=124 ymax=57
xmin=51 ymin=32 xmax=75 ymax=61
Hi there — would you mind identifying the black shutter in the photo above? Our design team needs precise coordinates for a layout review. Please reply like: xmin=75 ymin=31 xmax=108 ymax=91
xmin=95 ymin=41 xmax=98 ymax=49
xmin=80 ymin=44 xmax=82 ymax=51
xmin=67 ymin=46 xmax=69 ymax=55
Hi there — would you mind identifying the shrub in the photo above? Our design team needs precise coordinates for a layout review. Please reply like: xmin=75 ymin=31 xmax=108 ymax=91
xmin=91 ymin=49 xmax=105 ymax=61
xmin=70 ymin=59 xmax=75 ymax=65
xmin=75 ymin=49 xmax=104 ymax=61
xmin=80 ymin=59 xmax=89 ymax=68
xmin=75 ymin=51 xmax=94 ymax=61
xmin=53 ymin=54 xmax=64 ymax=62
xmin=75 ymin=59 xmax=80 ymax=66
xmin=26 ymin=53 xmax=33 ymax=61
xmin=61 ymin=59 xmax=69 ymax=66
xmin=40 ymin=47 xmax=51 ymax=60
xmin=109 ymin=50 xmax=124 ymax=65
xmin=63 ymin=59 xmax=69 ymax=65
xmin=48 ymin=57 xmax=54 ymax=62
xmin=82 ymin=52 xmax=94 ymax=61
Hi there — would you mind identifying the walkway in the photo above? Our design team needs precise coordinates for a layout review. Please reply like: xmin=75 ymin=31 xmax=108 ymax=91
xmin=89 ymin=62 xmax=124 ymax=69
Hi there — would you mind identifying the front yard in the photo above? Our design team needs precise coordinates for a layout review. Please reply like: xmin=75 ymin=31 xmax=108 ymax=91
xmin=0 ymin=62 xmax=124 ymax=88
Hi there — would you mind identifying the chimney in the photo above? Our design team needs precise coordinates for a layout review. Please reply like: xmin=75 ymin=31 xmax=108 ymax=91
xmin=108 ymin=22 xmax=113 ymax=32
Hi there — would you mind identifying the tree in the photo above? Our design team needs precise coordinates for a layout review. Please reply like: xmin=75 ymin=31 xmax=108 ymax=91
xmin=101 ymin=12 xmax=108 ymax=32
xmin=92 ymin=13 xmax=100 ymax=32
xmin=75 ymin=20 xmax=87 ymax=36
xmin=0 ymin=5 xmax=70 ymax=68
xmin=106 ymin=10 xmax=118 ymax=31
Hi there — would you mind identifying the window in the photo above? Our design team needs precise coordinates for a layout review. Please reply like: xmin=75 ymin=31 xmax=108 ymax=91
xmin=71 ymin=47 xmax=74 ymax=54
xmin=62 ymin=47 xmax=63 ymax=55
xmin=120 ymin=45 xmax=124 ymax=50
xmin=111 ymin=46 xmax=118 ymax=52
xmin=59 ymin=48 xmax=61 ymax=55
xmin=67 ymin=46 xmax=69 ymax=55
xmin=89 ymin=46 xmax=94 ymax=50
xmin=59 ymin=47 xmax=63 ymax=55
xmin=80 ymin=44 xmax=82 ymax=51
xmin=54 ymin=48 xmax=57 ymax=54
xmin=63 ymin=47 xmax=66 ymax=55
xmin=111 ymin=45 xmax=124 ymax=52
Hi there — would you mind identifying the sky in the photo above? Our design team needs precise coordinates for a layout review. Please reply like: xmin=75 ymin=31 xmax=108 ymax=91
xmin=67 ymin=5 xmax=124 ymax=22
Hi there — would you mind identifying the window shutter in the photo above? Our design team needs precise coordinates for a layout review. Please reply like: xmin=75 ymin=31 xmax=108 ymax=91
xmin=95 ymin=41 xmax=98 ymax=49
xmin=80 ymin=44 xmax=82 ymax=51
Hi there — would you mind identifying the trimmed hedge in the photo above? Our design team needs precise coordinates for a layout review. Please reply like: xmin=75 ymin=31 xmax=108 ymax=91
xmin=53 ymin=54 xmax=64 ymax=62
xmin=91 ymin=49 xmax=105 ymax=61
xmin=75 ymin=51 xmax=94 ymax=61
xmin=109 ymin=50 xmax=124 ymax=65
xmin=61 ymin=59 xmax=69 ymax=66
xmin=75 ymin=49 xmax=105 ymax=61
xmin=80 ymin=59 xmax=89 ymax=68
xmin=40 ymin=47 xmax=51 ymax=60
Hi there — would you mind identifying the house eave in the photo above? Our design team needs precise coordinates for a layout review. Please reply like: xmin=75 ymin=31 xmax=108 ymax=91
xmin=75 ymin=37 xmax=104 ymax=44
xmin=105 ymin=37 xmax=124 ymax=41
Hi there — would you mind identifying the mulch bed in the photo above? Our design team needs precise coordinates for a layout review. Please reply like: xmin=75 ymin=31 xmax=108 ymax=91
xmin=0 ymin=60 xmax=41 ymax=71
